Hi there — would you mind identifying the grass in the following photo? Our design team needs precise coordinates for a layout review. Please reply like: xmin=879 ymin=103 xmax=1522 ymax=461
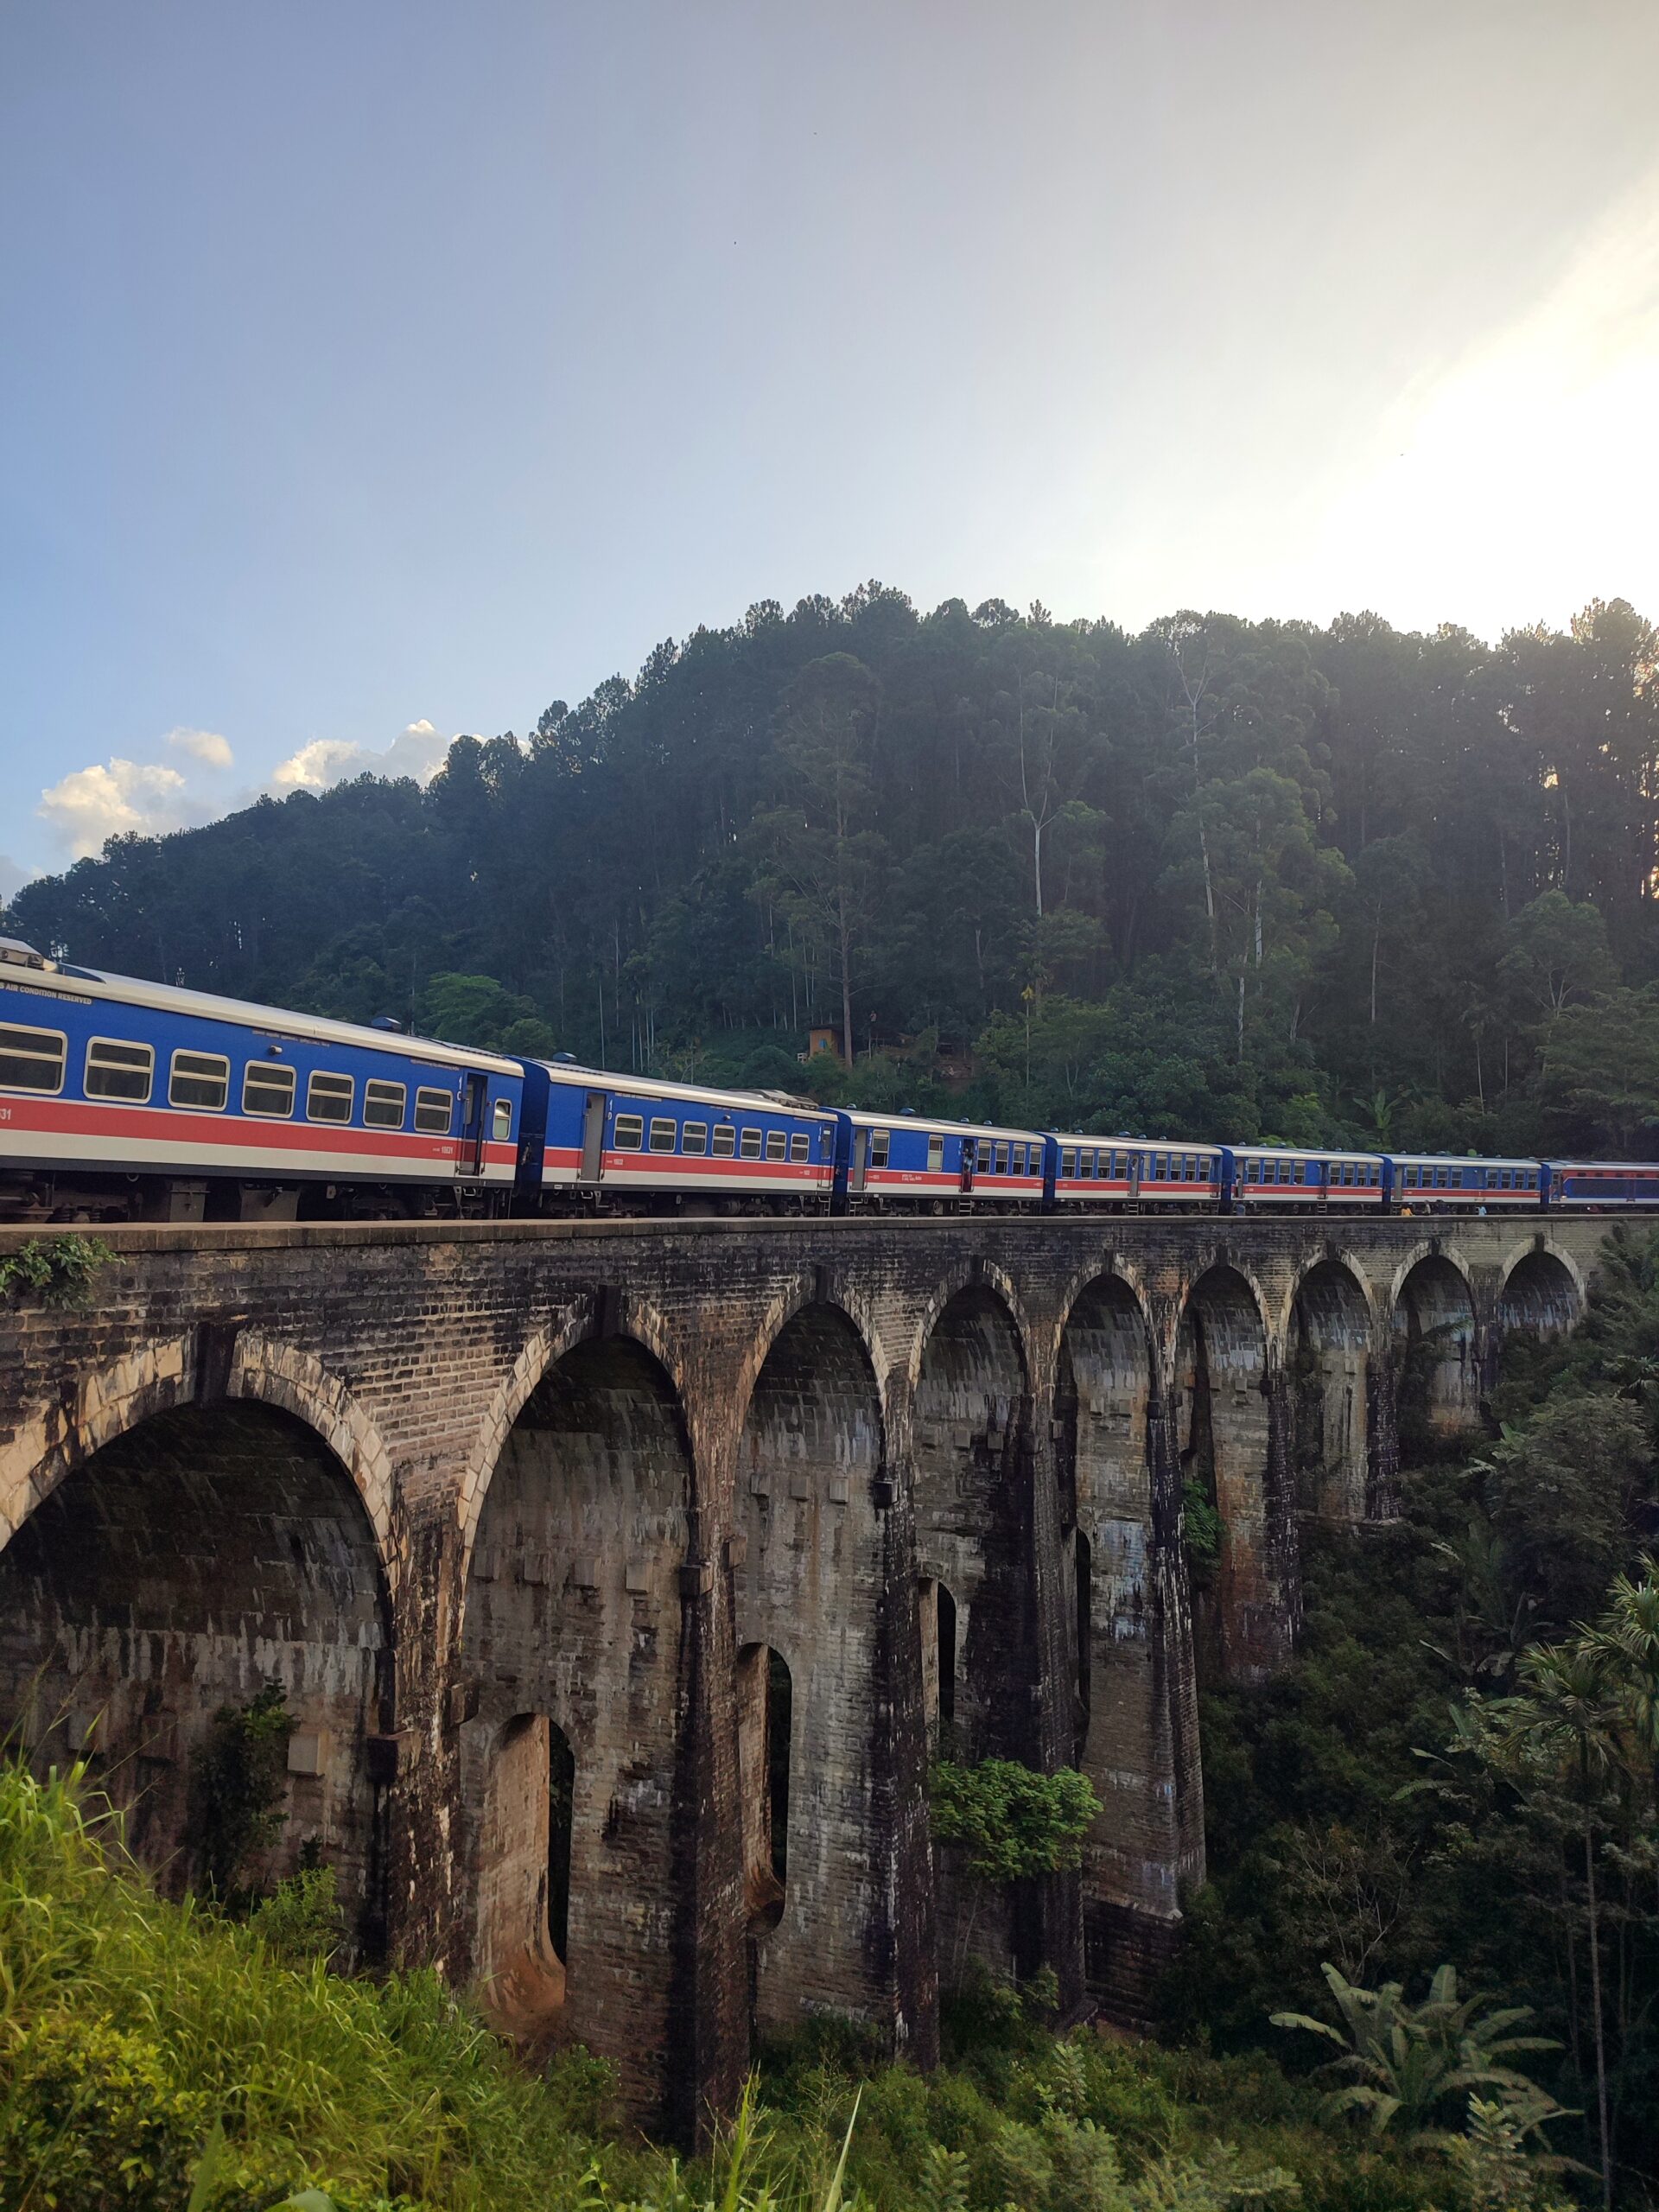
xmin=0 ymin=1758 xmax=1501 ymax=2211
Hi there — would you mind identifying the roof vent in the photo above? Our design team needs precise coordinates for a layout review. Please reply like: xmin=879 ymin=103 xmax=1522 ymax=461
xmin=369 ymin=1014 xmax=403 ymax=1032
xmin=0 ymin=937 xmax=52 ymax=972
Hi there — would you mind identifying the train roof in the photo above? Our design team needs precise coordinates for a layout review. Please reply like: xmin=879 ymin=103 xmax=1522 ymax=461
xmin=535 ymin=1063 xmax=836 ymax=1120
xmin=1389 ymin=1152 xmax=1541 ymax=1169
xmin=839 ymin=1107 xmax=1046 ymax=1144
xmin=1229 ymin=1142 xmax=1384 ymax=1162
xmin=1544 ymin=1158 xmax=1659 ymax=1173
xmin=0 ymin=944 xmax=518 ymax=1077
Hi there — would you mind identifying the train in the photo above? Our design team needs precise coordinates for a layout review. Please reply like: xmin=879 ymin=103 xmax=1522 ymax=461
xmin=4 ymin=934 xmax=1658 ymax=1224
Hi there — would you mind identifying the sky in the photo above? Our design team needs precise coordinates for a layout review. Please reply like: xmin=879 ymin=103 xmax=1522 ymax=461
xmin=3 ymin=0 xmax=1658 ymax=894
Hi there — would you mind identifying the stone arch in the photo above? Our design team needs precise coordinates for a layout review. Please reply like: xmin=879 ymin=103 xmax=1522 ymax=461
xmin=734 ymin=1300 xmax=887 ymax=2035
xmin=0 ymin=1393 xmax=394 ymax=1948
xmin=1174 ymin=1265 xmax=1278 ymax=1683
xmin=904 ymin=1259 xmax=1033 ymax=1401
xmin=456 ymin=1287 xmax=689 ymax=1572
xmin=0 ymin=1331 xmax=398 ymax=1600
xmin=1393 ymin=1251 xmax=1479 ymax=1451
xmin=458 ymin=1328 xmax=692 ymax=2121
xmin=1054 ymin=1271 xmax=1164 ymax=1992
xmin=1498 ymin=1243 xmax=1586 ymax=1339
xmin=911 ymin=1280 xmax=1033 ymax=1978
xmin=1286 ymin=1258 xmax=1374 ymax=1521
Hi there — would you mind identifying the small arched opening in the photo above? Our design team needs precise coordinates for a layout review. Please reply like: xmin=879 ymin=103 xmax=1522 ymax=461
xmin=474 ymin=1713 xmax=575 ymax=2031
xmin=0 ymin=1401 xmax=391 ymax=1951
xmin=1287 ymin=1261 xmax=1373 ymax=1520
xmin=1394 ymin=1255 xmax=1478 ymax=1457
xmin=918 ymin=1576 xmax=958 ymax=1754
xmin=461 ymin=1332 xmax=690 ymax=2113
xmin=737 ymin=1643 xmax=791 ymax=1932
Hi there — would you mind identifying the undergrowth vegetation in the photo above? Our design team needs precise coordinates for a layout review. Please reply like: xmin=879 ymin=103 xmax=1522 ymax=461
xmin=2 ymin=1760 xmax=1522 ymax=2212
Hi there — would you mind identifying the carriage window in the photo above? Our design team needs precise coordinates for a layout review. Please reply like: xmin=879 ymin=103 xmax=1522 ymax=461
xmin=682 ymin=1122 xmax=709 ymax=1155
xmin=790 ymin=1131 xmax=810 ymax=1162
xmin=994 ymin=1141 xmax=1009 ymax=1173
xmin=493 ymin=1098 xmax=512 ymax=1141
xmin=1061 ymin=1147 xmax=1077 ymax=1178
xmin=977 ymin=1139 xmax=994 ymax=1172
xmin=365 ymin=1079 xmax=407 ymax=1128
xmin=1152 ymin=1154 xmax=1166 ymax=1179
xmin=1435 ymin=1166 xmax=1449 ymax=1187
xmin=415 ymin=1086 xmax=454 ymax=1134
xmin=613 ymin=1114 xmax=645 ymax=1151
xmin=740 ymin=1128 xmax=763 ymax=1160
xmin=766 ymin=1129 xmax=787 ymax=1160
xmin=927 ymin=1134 xmax=944 ymax=1172
xmin=307 ymin=1070 xmax=353 ymax=1124
xmin=869 ymin=1129 xmax=890 ymax=1167
xmin=1292 ymin=1160 xmax=1306 ymax=1183
xmin=0 ymin=1020 xmax=67 ymax=1094
xmin=85 ymin=1037 xmax=153 ymax=1103
xmin=169 ymin=1049 xmax=229 ymax=1111
xmin=243 ymin=1061 xmax=296 ymax=1117
xmin=649 ymin=1116 xmax=677 ymax=1153
xmin=712 ymin=1123 xmax=736 ymax=1157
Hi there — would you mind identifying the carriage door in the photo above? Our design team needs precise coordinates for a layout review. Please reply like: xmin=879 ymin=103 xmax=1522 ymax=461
xmin=459 ymin=1074 xmax=488 ymax=1176
xmin=580 ymin=1091 xmax=607 ymax=1184
xmin=849 ymin=1128 xmax=870 ymax=1194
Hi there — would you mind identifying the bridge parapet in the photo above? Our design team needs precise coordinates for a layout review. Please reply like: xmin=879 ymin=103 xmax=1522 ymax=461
xmin=0 ymin=1212 xmax=1607 ymax=2133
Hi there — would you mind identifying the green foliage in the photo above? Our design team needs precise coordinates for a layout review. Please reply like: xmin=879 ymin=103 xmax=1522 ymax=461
xmin=1181 ymin=1484 xmax=1224 ymax=1581
xmin=1163 ymin=1230 xmax=1659 ymax=2195
xmin=248 ymin=1866 xmax=346 ymax=1965
xmin=0 ymin=1757 xmax=1470 ymax=2212
xmin=0 ymin=1233 xmax=115 ymax=1308
xmin=1271 ymin=1962 xmax=1561 ymax=2139
xmin=189 ymin=1681 xmax=296 ymax=1901
xmin=929 ymin=1760 xmax=1101 ymax=1883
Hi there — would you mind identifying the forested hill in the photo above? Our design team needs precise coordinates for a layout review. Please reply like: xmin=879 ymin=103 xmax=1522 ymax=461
xmin=10 ymin=587 xmax=1659 ymax=1155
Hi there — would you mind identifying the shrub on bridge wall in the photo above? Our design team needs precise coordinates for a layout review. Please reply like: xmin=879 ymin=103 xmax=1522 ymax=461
xmin=0 ymin=1232 xmax=114 ymax=1308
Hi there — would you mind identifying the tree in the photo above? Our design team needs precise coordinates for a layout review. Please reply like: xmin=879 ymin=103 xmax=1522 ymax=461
xmin=752 ymin=653 xmax=884 ymax=1066
xmin=1539 ymin=987 xmax=1659 ymax=1153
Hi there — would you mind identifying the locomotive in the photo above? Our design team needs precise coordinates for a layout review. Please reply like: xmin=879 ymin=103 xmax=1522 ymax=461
xmin=3 ymin=936 xmax=1656 ymax=1224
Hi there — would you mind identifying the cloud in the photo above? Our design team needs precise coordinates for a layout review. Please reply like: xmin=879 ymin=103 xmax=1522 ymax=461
xmin=39 ymin=758 xmax=194 ymax=858
xmin=35 ymin=717 xmax=453 ymax=864
xmin=167 ymin=726 xmax=234 ymax=770
xmin=271 ymin=718 xmax=449 ymax=793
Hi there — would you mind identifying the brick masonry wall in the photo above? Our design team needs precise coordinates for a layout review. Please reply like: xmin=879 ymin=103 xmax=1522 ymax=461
xmin=0 ymin=1212 xmax=1603 ymax=2133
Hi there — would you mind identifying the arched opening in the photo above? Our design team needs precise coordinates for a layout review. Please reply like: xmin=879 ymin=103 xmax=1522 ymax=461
xmin=912 ymin=1284 xmax=1032 ymax=1978
xmin=475 ymin=1713 xmax=574 ymax=2030
xmin=461 ymin=1333 xmax=690 ymax=2110
xmin=735 ymin=1303 xmax=883 ymax=2033
xmin=737 ymin=1643 xmax=791 ymax=1930
xmin=1394 ymin=1255 xmax=1478 ymax=1457
xmin=1073 ymin=1530 xmax=1092 ymax=1726
xmin=1499 ymin=1250 xmax=1581 ymax=1340
xmin=1175 ymin=1267 xmax=1273 ymax=1683
xmin=1287 ymin=1261 xmax=1372 ymax=1520
xmin=918 ymin=1578 xmax=958 ymax=1752
xmin=0 ymin=1401 xmax=391 ymax=1949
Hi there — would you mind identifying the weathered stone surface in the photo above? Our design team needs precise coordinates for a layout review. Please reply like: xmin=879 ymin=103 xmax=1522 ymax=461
xmin=0 ymin=1214 xmax=1599 ymax=2132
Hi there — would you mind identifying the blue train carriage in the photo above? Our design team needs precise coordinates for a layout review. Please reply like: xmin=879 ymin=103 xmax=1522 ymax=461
xmin=1126 ymin=1138 xmax=1225 ymax=1210
xmin=833 ymin=1110 xmax=1050 ymax=1210
xmin=1224 ymin=1146 xmax=1386 ymax=1211
xmin=1046 ymin=1135 xmax=1147 ymax=1211
xmin=1389 ymin=1154 xmax=1542 ymax=1212
xmin=0 ymin=936 xmax=520 ymax=1223
xmin=519 ymin=1061 xmax=837 ymax=1212
xmin=1539 ymin=1159 xmax=1659 ymax=1210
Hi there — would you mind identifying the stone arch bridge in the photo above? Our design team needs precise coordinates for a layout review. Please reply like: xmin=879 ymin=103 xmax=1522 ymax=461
xmin=0 ymin=1213 xmax=1603 ymax=2136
